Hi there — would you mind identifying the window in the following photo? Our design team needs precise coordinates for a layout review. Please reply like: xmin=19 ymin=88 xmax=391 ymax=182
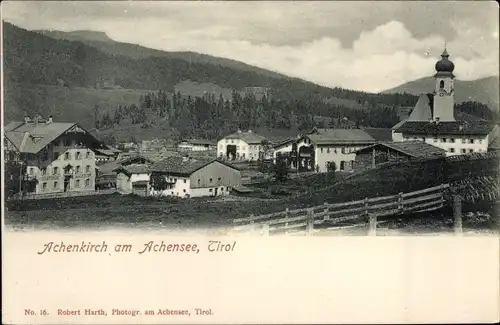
xmin=469 ymin=149 xmax=474 ymax=153
xmin=449 ymin=138 xmax=455 ymax=143
xmin=209 ymin=178 xmax=213 ymax=183
xmin=86 ymin=151 xmax=90 ymax=159
xmin=221 ymin=187 xmax=224 ymax=191
xmin=433 ymin=138 xmax=438 ymax=143
xmin=421 ymin=137 xmax=425 ymax=142
xmin=450 ymin=148 xmax=455 ymax=153
xmin=53 ymin=152 xmax=59 ymax=160
xmin=86 ymin=165 xmax=90 ymax=173
xmin=198 ymin=179 xmax=201 ymax=185
xmin=64 ymin=139 xmax=71 ymax=146
xmin=218 ymin=177 xmax=221 ymax=182
xmin=29 ymin=168 xmax=34 ymax=175
xmin=41 ymin=168 xmax=47 ymax=176
xmin=441 ymin=138 xmax=447 ymax=143
xmin=209 ymin=189 xmax=213 ymax=192
xmin=75 ymin=180 xmax=80 ymax=187
xmin=183 ymin=189 xmax=186 ymax=193
xmin=54 ymin=181 xmax=58 ymax=189
xmin=479 ymin=139 xmax=483 ymax=144
xmin=76 ymin=166 xmax=81 ymax=174
xmin=76 ymin=151 xmax=81 ymax=160
xmin=183 ymin=179 xmax=186 ymax=183
xmin=53 ymin=167 xmax=59 ymax=175
xmin=439 ymin=80 xmax=444 ymax=89
xmin=461 ymin=149 xmax=466 ymax=154
xmin=341 ymin=147 xmax=347 ymax=154
xmin=321 ymin=148 xmax=324 ymax=153
xmin=41 ymin=150 xmax=48 ymax=161
xmin=469 ymin=139 xmax=474 ymax=144
xmin=327 ymin=148 xmax=330 ymax=153
xmin=461 ymin=138 xmax=466 ymax=144
xmin=64 ymin=152 xmax=70 ymax=160
xmin=85 ymin=179 xmax=90 ymax=187
xmin=42 ymin=182 xmax=47 ymax=190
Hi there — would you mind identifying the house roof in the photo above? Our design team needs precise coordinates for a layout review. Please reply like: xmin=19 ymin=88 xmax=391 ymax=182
xmin=117 ymin=154 xmax=154 ymax=165
xmin=180 ymin=139 xmax=216 ymax=146
xmin=114 ymin=164 xmax=151 ymax=175
xmin=393 ymin=120 xmax=494 ymax=136
xmin=151 ymin=157 xmax=239 ymax=176
xmin=98 ymin=161 xmax=120 ymax=175
xmin=223 ymin=130 xmax=268 ymax=144
xmin=355 ymin=141 xmax=446 ymax=158
xmin=95 ymin=148 xmax=118 ymax=156
xmin=273 ymin=138 xmax=297 ymax=148
xmin=305 ymin=128 xmax=376 ymax=145
xmin=489 ymin=136 xmax=500 ymax=150
xmin=362 ymin=128 xmax=393 ymax=142
xmin=4 ymin=121 xmax=102 ymax=154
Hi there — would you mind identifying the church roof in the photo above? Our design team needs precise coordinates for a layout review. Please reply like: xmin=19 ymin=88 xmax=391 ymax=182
xmin=393 ymin=120 xmax=494 ymax=136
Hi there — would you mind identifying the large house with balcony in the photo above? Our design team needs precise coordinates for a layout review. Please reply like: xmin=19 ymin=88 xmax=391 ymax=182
xmin=149 ymin=156 xmax=241 ymax=198
xmin=4 ymin=116 xmax=106 ymax=195
xmin=297 ymin=128 xmax=377 ymax=173
xmin=217 ymin=130 xmax=268 ymax=161
xmin=392 ymin=48 xmax=499 ymax=155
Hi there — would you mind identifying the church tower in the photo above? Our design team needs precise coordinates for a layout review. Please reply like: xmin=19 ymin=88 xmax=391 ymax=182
xmin=432 ymin=47 xmax=455 ymax=121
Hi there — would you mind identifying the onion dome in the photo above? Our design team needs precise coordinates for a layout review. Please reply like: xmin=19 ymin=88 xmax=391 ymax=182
xmin=435 ymin=48 xmax=455 ymax=74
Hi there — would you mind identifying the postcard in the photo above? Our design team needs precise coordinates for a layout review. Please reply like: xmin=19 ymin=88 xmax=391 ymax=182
xmin=2 ymin=1 xmax=499 ymax=324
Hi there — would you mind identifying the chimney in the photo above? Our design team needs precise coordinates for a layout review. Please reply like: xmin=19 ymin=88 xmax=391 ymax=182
xmin=248 ymin=129 xmax=252 ymax=133
xmin=24 ymin=116 xmax=31 ymax=124
xmin=46 ymin=115 xmax=53 ymax=124
xmin=237 ymin=129 xmax=242 ymax=133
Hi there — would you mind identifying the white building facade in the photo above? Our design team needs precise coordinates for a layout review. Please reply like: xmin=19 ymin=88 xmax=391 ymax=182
xmin=217 ymin=130 xmax=268 ymax=161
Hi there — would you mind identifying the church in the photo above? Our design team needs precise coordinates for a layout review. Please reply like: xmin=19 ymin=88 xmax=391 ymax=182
xmin=391 ymin=48 xmax=499 ymax=156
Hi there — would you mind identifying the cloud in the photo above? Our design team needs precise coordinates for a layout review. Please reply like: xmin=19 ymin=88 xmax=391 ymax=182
xmin=2 ymin=1 xmax=499 ymax=92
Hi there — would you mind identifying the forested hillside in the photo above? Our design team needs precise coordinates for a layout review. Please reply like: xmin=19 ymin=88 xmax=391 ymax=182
xmin=6 ymin=21 xmax=496 ymax=143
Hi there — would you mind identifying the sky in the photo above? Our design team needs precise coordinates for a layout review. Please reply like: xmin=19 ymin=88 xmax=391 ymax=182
xmin=2 ymin=1 xmax=499 ymax=92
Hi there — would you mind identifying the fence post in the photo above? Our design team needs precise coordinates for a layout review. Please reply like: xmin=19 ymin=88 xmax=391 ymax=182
xmin=261 ymin=223 xmax=270 ymax=236
xmin=306 ymin=208 xmax=314 ymax=236
xmin=284 ymin=208 xmax=289 ymax=235
xmin=249 ymin=215 xmax=255 ymax=235
xmin=323 ymin=202 xmax=329 ymax=221
xmin=453 ymin=195 xmax=463 ymax=235
xmin=398 ymin=192 xmax=404 ymax=212
xmin=365 ymin=197 xmax=376 ymax=236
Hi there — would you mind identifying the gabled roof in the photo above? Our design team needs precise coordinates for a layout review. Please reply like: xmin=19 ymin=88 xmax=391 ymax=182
xmin=305 ymin=128 xmax=376 ymax=145
xmin=151 ymin=157 xmax=239 ymax=176
xmin=117 ymin=154 xmax=154 ymax=165
xmin=362 ymin=128 xmax=393 ymax=142
xmin=4 ymin=121 xmax=102 ymax=154
xmin=222 ymin=130 xmax=268 ymax=144
xmin=114 ymin=164 xmax=151 ymax=175
xmin=355 ymin=141 xmax=446 ymax=158
xmin=273 ymin=138 xmax=297 ymax=148
xmin=393 ymin=120 xmax=494 ymax=136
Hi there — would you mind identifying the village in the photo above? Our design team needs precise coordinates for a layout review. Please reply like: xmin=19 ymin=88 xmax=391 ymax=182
xmin=4 ymin=49 xmax=500 ymax=235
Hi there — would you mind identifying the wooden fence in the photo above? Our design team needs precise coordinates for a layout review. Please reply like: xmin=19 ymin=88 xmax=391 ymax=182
xmin=233 ymin=183 xmax=450 ymax=236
